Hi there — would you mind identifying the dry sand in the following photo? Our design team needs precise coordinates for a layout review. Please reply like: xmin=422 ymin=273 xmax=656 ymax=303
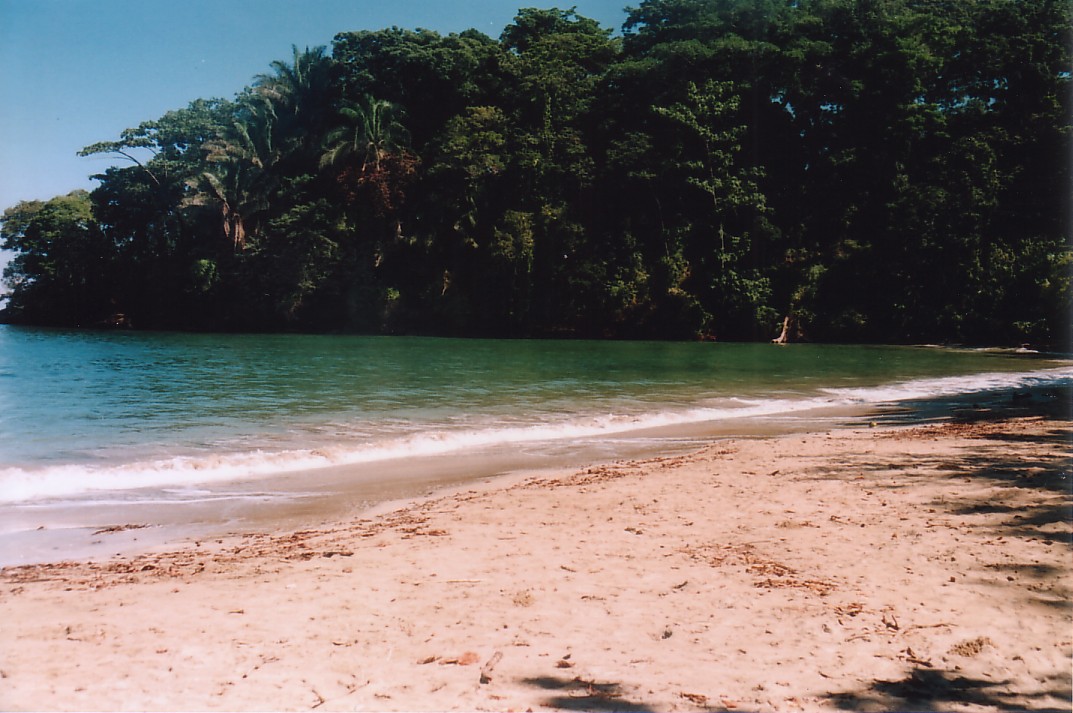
xmin=1 ymin=404 xmax=1070 ymax=711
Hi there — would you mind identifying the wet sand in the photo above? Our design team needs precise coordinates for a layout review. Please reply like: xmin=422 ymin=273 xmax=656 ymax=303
xmin=1 ymin=396 xmax=1070 ymax=711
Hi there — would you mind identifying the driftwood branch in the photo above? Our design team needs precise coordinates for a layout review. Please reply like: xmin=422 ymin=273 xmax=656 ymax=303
xmin=480 ymin=651 xmax=504 ymax=684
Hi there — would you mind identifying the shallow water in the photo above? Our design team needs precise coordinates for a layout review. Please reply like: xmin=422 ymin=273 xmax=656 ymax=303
xmin=2 ymin=326 xmax=1069 ymax=508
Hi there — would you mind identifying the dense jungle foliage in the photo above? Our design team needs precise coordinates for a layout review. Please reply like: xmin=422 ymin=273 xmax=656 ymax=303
xmin=2 ymin=0 xmax=1070 ymax=344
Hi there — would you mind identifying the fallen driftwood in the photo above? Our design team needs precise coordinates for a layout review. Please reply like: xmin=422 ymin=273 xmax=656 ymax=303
xmin=772 ymin=314 xmax=807 ymax=344
xmin=480 ymin=651 xmax=504 ymax=684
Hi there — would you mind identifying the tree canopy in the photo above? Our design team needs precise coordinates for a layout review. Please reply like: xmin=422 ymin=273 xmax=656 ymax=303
xmin=3 ymin=1 xmax=1070 ymax=345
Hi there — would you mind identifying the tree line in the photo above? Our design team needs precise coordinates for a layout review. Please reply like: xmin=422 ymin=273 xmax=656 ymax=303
xmin=2 ymin=0 xmax=1070 ymax=344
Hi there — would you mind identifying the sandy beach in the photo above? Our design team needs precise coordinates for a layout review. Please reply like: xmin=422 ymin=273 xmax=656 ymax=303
xmin=1 ymin=399 xmax=1070 ymax=712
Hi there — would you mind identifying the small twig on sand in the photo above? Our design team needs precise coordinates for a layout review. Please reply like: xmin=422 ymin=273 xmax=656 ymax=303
xmin=904 ymin=622 xmax=952 ymax=632
xmin=92 ymin=524 xmax=150 ymax=536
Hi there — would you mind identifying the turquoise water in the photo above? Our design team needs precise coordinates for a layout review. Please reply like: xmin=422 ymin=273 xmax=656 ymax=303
xmin=1 ymin=325 xmax=1070 ymax=505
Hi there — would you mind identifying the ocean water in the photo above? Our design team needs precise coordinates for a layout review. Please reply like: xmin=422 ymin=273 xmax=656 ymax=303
xmin=1 ymin=325 xmax=1070 ymax=508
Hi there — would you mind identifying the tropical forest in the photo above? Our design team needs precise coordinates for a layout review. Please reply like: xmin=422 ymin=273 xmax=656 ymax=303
xmin=2 ymin=0 xmax=1070 ymax=345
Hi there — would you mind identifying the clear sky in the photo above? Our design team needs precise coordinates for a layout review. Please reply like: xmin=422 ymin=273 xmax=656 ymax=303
xmin=0 ymin=0 xmax=631 ymax=213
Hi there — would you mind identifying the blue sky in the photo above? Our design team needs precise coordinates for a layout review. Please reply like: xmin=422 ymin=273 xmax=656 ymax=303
xmin=0 ymin=0 xmax=630 ymax=213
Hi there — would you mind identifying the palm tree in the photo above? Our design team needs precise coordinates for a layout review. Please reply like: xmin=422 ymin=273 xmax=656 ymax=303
xmin=186 ymin=48 xmax=339 ymax=252
xmin=186 ymin=161 xmax=268 ymax=252
xmin=320 ymin=95 xmax=410 ymax=175
xmin=254 ymin=45 xmax=336 ymax=165
xmin=185 ymin=95 xmax=280 ymax=251
xmin=321 ymin=95 xmax=415 ymax=223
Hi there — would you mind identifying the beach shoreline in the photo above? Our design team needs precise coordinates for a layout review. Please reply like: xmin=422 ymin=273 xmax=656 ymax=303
xmin=1 ymin=393 xmax=1070 ymax=711
xmin=0 ymin=403 xmax=883 ymax=569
